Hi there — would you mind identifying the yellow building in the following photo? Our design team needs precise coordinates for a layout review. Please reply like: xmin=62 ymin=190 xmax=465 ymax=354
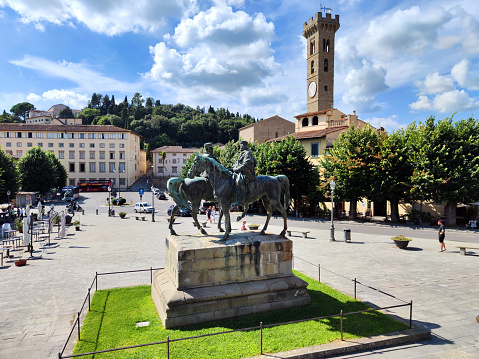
xmin=238 ymin=115 xmax=295 ymax=144
xmin=0 ymin=123 xmax=145 ymax=190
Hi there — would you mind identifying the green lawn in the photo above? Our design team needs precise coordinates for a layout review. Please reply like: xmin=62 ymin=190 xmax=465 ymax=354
xmin=73 ymin=271 xmax=408 ymax=358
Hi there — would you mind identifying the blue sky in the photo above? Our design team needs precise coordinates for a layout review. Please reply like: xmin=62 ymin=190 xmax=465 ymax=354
xmin=1 ymin=0 xmax=479 ymax=131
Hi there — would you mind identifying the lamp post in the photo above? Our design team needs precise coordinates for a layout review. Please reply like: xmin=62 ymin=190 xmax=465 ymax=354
xmin=118 ymin=169 xmax=125 ymax=197
xmin=108 ymin=186 xmax=111 ymax=216
xmin=6 ymin=190 xmax=10 ymax=204
xmin=330 ymin=180 xmax=336 ymax=242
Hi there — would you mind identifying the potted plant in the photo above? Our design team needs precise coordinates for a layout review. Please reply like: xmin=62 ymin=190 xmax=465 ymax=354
xmin=118 ymin=212 xmax=127 ymax=219
xmin=14 ymin=217 xmax=23 ymax=233
xmin=15 ymin=250 xmax=27 ymax=267
xmin=391 ymin=235 xmax=412 ymax=249
xmin=248 ymin=224 xmax=260 ymax=230
xmin=72 ymin=220 xmax=81 ymax=231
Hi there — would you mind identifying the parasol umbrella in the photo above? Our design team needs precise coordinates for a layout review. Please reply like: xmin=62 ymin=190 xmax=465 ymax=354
xmin=37 ymin=200 xmax=43 ymax=220
xmin=59 ymin=211 xmax=66 ymax=238
xmin=22 ymin=214 xmax=29 ymax=247
xmin=48 ymin=209 xmax=54 ymax=234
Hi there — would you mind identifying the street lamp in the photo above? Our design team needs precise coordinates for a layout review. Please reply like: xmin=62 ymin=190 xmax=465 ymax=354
xmin=151 ymin=186 xmax=155 ymax=222
xmin=108 ymin=186 xmax=111 ymax=216
xmin=330 ymin=180 xmax=336 ymax=242
xmin=118 ymin=169 xmax=125 ymax=197
xmin=6 ymin=190 xmax=10 ymax=204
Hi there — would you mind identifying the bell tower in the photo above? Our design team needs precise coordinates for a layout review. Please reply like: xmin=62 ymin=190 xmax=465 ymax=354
xmin=303 ymin=12 xmax=340 ymax=113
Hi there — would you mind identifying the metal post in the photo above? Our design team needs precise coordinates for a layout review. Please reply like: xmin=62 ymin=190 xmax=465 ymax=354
xmin=95 ymin=272 xmax=98 ymax=291
xmin=354 ymin=278 xmax=357 ymax=299
xmin=167 ymin=336 xmax=170 ymax=359
xmin=340 ymin=310 xmax=343 ymax=341
xmin=152 ymin=189 xmax=155 ymax=222
xmin=88 ymin=288 xmax=90 ymax=311
xmin=260 ymin=322 xmax=263 ymax=355
xmin=330 ymin=180 xmax=336 ymax=241
xmin=77 ymin=312 xmax=81 ymax=340
xmin=409 ymin=300 xmax=413 ymax=328
xmin=108 ymin=187 xmax=111 ymax=217
xmin=150 ymin=267 xmax=153 ymax=284
xmin=318 ymin=264 xmax=321 ymax=283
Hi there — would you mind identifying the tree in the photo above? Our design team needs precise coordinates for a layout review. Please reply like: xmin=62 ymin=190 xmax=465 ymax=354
xmin=79 ymin=108 xmax=101 ymax=125
xmin=45 ymin=152 xmax=68 ymax=189
xmin=59 ymin=106 xmax=74 ymax=118
xmin=321 ymin=125 xmax=381 ymax=219
xmin=17 ymin=147 xmax=56 ymax=195
xmin=10 ymin=102 xmax=35 ymax=121
xmin=411 ymin=116 xmax=479 ymax=226
xmin=0 ymin=147 xmax=20 ymax=202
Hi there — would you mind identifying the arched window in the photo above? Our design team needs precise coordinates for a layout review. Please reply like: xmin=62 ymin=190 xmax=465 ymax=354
xmin=325 ymin=39 xmax=330 ymax=52
xmin=311 ymin=60 xmax=314 ymax=74
xmin=324 ymin=59 xmax=328 ymax=72
xmin=312 ymin=116 xmax=318 ymax=126
xmin=302 ymin=118 xmax=309 ymax=127
xmin=324 ymin=85 xmax=328 ymax=92
xmin=310 ymin=41 xmax=315 ymax=55
xmin=323 ymin=39 xmax=326 ymax=52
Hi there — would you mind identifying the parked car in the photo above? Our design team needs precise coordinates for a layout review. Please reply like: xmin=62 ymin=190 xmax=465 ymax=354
xmin=157 ymin=192 xmax=167 ymax=200
xmin=167 ymin=204 xmax=192 ymax=217
xmin=152 ymin=187 xmax=160 ymax=195
xmin=199 ymin=201 xmax=214 ymax=214
xmin=134 ymin=202 xmax=155 ymax=213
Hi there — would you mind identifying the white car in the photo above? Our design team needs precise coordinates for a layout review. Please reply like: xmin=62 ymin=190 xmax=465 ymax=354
xmin=134 ymin=202 xmax=155 ymax=213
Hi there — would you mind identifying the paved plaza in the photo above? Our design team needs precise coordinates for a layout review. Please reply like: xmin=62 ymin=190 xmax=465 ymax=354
xmin=1 ymin=192 xmax=479 ymax=359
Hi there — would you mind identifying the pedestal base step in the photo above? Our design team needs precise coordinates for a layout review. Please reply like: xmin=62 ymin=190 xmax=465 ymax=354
xmin=152 ymin=269 xmax=310 ymax=328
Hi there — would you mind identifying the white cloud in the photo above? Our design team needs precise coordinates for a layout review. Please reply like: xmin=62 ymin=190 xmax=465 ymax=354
xmin=410 ymin=90 xmax=479 ymax=113
xmin=10 ymin=55 xmax=138 ymax=93
xmin=212 ymin=0 xmax=244 ymax=7
xmin=452 ymin=59 xmax=479 ymax=90
xmin=366 ymin=115 xmax=404 ymax=131
xmin=145 ymin=5 xmax=280 ymax=106
xmin=415 ymin=72 xmax=455 ymax=95
xmin=25 ymin=89 xmax=89 ymax=109
xmin=0 ymin=0 xmax=198 ymax=35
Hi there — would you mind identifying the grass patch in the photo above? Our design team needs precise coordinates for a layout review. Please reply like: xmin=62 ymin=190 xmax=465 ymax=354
xmin=73 ymin=271 xmax=407 ymax=358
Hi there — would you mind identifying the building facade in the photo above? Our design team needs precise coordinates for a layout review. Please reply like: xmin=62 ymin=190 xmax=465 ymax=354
xmin=151 ymin=146 xmax=200 ymax=178
xmin=238 ymin=115 xmax=295 ymax=144
xmin=0 ymin=123 xmax=144 ymax=189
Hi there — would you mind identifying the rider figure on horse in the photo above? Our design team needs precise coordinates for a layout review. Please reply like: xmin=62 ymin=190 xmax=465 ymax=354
xmin=201 ymin=142 xmax=219 ymax=179
xmin=232 ymin=140 xmax=257 ymax=205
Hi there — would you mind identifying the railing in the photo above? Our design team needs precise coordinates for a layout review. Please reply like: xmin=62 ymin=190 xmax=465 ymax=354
xmin=58 ymin=266 xmax=413 ymax=359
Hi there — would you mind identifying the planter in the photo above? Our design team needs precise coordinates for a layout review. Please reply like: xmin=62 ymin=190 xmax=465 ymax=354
xmin=119 ymin=213 xmax=126 ymax=219
xmin=15 ymin=259 xmax=27 ymax=267
xmin=392 ymin=235 xmax=412 ymax=249
xmin=248 ymin=224 xmax=260 ymax=230
xmin=75 ymin=226 xmax=80 ymax=231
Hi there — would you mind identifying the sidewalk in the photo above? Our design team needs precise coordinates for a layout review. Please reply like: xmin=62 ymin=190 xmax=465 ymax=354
xmin=0 ymin=198 xmax=478 ymax=358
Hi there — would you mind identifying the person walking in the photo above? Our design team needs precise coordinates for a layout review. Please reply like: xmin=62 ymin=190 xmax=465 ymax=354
xmin=207 ymin=206 xmax=212 ymax=224
xmin=438 ymin=220 xmax=446 ymax=251
xmin=211 ymin=206 xmax=216 ymax=224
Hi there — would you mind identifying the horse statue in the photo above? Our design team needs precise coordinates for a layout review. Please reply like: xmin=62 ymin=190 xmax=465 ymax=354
xmin=166 ymin=177 xmax=224 ymax=236
xmin=189 ymin=154 xmax=290 ymax=241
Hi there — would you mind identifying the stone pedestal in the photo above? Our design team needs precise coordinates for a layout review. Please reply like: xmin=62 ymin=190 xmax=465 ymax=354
xmin=152 ymin=232 xmax=310 ymax=328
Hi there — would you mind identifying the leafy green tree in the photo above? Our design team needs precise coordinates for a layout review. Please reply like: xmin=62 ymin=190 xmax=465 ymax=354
xmin=59 ymin=106 xmax=74 ymax=118
xmin=0 ymin=147 xmax=20 ymax=202
xmin=79 ymin=108 xmax=101 ymax=125
xmin=10 ymin=102 xmax=35 ymax=121
xmin=0 ymin=110 xmax=21 ymax=123
xmin=17 ymin=147 xmax=56 ymax=195
xmin=321 ymin=125 xmax=381 ymax=219
xmin=411 ymin=116 xmax=479 ymax=225
xmin=45 ymin=152 xmax=68 ymax=189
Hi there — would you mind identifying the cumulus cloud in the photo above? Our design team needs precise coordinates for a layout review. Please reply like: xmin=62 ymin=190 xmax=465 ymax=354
xmin=452 ymin=59 xmax=479 ymax=90
xmin=366 ymin=115 xmax=404 ymax=131
xmin=0 ymin=0 xmax=197 ymax=35
xmin=410 ymin=90 xmax=479 ymax=113
xmin=10 ymin=55 xmax=138 ymax=93
xmin=145 ymin=5 xmax=280 ymax=105
xmin=27 ymin=89 xmax=89 ymax=109
xmin=415 ymin=72 xmax=455 ymax=95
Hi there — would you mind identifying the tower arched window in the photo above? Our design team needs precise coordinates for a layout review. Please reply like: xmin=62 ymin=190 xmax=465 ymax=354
xmin=323 ymin=39 xmax=326 ymax=51
xmin=302 ymin=118 xmax=309 ymax=127
xmin=310 ymin=40 xmax=315 ymax=55
xmin=311 ymin=61 xmax=314 ymax=74
xmin=326 ymin=39 xmax=330 ymax=52
xmin=324 ymin=59 xmax=328 ymax=72
xmin=324 ymin=85 xmax=328 ymax=92
xmin=312 ymin=116 xmax=318 ymax=126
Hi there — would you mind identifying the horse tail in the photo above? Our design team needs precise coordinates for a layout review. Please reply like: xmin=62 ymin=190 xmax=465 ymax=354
xmin=167 ymin=177 xmax=191 ymax=210
xmin=277 ymin=175 xmax=290 ymax=211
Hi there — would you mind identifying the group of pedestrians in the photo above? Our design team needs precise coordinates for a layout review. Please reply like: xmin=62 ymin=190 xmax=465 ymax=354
xmin=206 ymin=205 xmax=216 ymax=224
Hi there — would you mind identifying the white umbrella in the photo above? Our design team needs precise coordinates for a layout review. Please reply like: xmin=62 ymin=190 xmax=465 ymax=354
xmin=59 ymin=211 xmax=66 ymax=238
xmin=48 ymin=210 xmax=53 ymax=234
xmin=22 ymin=215 xmax=29 ymax=246
xmin=37 ymin=201 xmax=43 ymax=220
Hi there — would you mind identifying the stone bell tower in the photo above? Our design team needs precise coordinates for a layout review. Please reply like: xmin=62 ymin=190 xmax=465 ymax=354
xmin=303 ymin=12 xmax=340 ymax=113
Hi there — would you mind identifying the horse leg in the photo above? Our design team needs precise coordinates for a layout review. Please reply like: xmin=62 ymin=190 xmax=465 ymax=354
xmin=260 ymin=198 xmax=272 ymax=236
xmin=192 ymin=205 xmax=207 ymax=235
xmin=220 ymin=204 xmax=231 ymax=241
xmin=271 ymin=198 xmax=288 ymax=237
xmin=236 ymin=205 xmax=249 ymax=222
xmin=169 ymin=206 xmax=178 ymax=236
xmin=218 ymin=209 xmax=225 ymax=232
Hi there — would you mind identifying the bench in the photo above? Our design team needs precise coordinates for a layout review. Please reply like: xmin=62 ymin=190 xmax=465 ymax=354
xmin=286 ymin=229 xmax=310 ymax=238
xmin=454 ymin=242 xmax=479 ymax=255
xmin=135 ymin=215 xmax=146 ymax=221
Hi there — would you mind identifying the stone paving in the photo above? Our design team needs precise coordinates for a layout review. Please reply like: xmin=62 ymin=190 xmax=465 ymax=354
xmin=0 ymin=192 xmax=478 ymax=358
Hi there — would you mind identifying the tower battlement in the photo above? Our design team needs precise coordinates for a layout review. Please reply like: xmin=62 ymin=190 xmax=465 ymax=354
xmin=303 ymin=12 xmax=340 ymax=29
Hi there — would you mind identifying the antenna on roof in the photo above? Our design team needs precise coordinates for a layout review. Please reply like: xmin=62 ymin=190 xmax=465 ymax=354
xmin=320 ymin=4 xmax=333 ymax=13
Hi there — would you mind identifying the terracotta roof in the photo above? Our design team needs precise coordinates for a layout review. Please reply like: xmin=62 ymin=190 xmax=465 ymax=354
xmin=271 ymin=126 xmax=348 ymax=141
xmin=151 ymin=146 xmax=201 ymax=153
xmin=0 ymin=123 xmax=136 ymax=134
xmin=294 ymin=108 xmax=340 ymax=118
